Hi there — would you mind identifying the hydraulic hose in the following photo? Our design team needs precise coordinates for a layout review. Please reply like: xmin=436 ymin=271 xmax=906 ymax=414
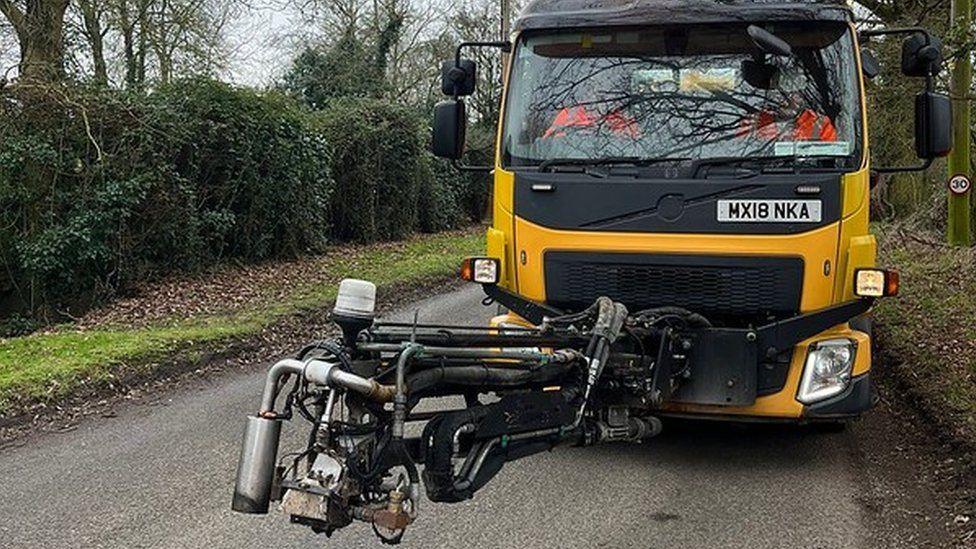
xmin=405 ymin=360 xmax=576 ymax=397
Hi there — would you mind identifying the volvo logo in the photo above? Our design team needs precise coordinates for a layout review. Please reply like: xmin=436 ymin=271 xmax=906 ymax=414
xmin=656 ymin=194 xmax=685 ymax=221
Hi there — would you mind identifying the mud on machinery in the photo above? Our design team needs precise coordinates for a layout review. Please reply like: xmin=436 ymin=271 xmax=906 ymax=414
xmin=232 ymin=274 xmax=873 ymax=543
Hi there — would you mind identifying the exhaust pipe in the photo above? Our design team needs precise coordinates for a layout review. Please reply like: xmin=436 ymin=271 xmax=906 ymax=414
xmin=231 ymin=415 xmax=282 ymax=514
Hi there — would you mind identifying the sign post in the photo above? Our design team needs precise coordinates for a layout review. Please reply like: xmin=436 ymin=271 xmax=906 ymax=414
xmin=948 ymin=0 xmax=973 ymax=246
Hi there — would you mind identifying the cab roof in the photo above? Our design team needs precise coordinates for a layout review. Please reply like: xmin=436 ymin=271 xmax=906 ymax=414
xmin=514 ymin=0 xmax=854 ymax=32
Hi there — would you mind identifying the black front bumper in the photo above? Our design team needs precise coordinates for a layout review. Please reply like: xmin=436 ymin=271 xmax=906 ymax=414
xmin=484 ymin=284 xmax=874 ymax=409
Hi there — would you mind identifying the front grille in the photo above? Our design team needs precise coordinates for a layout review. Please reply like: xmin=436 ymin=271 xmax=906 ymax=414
xmin=544 ymin=252 xmax=804 ymax=321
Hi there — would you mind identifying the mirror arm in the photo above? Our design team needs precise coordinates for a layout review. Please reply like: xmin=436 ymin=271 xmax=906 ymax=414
xmin=859 ymin=26 xmax=933 ymax=42
xmin=452 ymin=159 xmax=493 ymax=174
xmin=447 ymin=41 xmax=511 ymax=173
xmin=872 ymin=157 xmax=935 ymax=175
xmin=860 ymin=26 xmax=939 ymax=80
xmin=455 ymin=41 xmax=512 ymax=67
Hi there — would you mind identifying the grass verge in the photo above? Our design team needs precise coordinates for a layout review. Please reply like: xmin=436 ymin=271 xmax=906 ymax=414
xmin=0 ymin=230 xmax=483 ymax=416
xmin=874 ymin=224 xmax=976 ymax=448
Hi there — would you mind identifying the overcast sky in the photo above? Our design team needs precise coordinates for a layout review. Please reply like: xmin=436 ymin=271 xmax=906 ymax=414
xmin=222 ymin=3 xmax=304 ymax=87
xmin=0 ymin=1 xmax=879 ymax=88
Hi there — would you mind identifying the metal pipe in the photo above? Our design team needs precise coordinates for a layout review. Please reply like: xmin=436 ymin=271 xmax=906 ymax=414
xmin=358 ymin=343 xmax=553 ymax=362
xmin=453 ymin=425 xmax=568 ymax=492
xmin=259 ymin=359 xmax=305 ymax=415
xmin=367 ymin=332 xmax=590 ymax=349
xmin=393 ymin=344 xmax=423 ymax=440
xmin=303 ymin=359 xmax=396 ymax=402
xmin=322 ymin=389 xmax=337 ymax=424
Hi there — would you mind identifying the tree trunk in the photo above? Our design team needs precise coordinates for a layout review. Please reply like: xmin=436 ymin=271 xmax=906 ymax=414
xmin=117 ymin=0 xmax=150 ymax=89
xmin=136 ymin=0 xmax=148 ymax=86
xmin=0 ymin=0 xmax=71 ymax=82
xmin=79 ymin=0 xmax=109 ymax=85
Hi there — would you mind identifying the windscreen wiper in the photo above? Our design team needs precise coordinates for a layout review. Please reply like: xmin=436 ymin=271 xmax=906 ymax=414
xmin=691 ymin=154 xmax=845 ymax=178
xmin=537 ymin=156 xmax=692 ymax=173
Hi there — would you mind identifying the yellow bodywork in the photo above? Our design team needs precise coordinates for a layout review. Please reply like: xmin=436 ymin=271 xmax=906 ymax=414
xmin=481 ymin=24 xmax=876 ymax=420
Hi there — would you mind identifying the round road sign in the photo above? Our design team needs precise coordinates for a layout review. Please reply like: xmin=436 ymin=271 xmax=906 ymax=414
xmin=949 ymin=174 xmax=972 ymax=195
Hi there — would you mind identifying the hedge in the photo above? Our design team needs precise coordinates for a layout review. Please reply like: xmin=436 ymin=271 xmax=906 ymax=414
xmin=0 ymin=79 xmax=478 ymax=324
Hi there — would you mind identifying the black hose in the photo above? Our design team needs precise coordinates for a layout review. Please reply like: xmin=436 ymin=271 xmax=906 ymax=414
xmin=635 ymin=306 xmax=712 ymax=329
xmin=406 ymin=361 xmax=575 ymax=397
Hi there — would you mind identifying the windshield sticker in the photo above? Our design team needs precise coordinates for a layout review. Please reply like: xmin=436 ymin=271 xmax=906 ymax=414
xmin=774 ymin=142 xmax=851 ymax=157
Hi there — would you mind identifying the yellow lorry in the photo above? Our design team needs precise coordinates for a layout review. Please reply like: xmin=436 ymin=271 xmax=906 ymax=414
xmin=433 ymin=0 xmax=951 ymax=423
xmin=232 ymin=1 xmax=952 ymax=541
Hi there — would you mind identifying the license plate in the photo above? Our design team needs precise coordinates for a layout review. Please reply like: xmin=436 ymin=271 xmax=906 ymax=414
xmin=717 ymin=200 xmax=822 ymax=223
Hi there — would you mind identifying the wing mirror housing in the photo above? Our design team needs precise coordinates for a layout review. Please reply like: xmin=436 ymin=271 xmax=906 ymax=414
xmin=915 ymin=91 xmax=952 ymax=159
xmin=860 ymin=27 xmax=952 ymax=173
xmin=432 ymin=100 xmax=466 ymax=160
xmin=902 ymin=33 xmax=943 ymax=77
xmin=441 ymin=59 xmax=477 ymax=97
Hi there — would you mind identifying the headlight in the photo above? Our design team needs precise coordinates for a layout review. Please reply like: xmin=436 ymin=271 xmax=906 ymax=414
xmin=797 ymin=339 xmax=856 ymax=404
xmin=460 ymin=257 xmax=500 ymax=284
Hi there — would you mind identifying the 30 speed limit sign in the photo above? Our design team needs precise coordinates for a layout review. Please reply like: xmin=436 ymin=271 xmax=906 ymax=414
xmin=949 ymin=174 xmax=972 ymax=195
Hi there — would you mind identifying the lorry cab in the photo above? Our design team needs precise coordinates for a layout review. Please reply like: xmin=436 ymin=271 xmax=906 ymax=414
xmin=432 ymin=0 xmax=952 ymax=422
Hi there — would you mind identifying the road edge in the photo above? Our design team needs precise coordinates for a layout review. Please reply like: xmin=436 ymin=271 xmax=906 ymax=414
xmin=0 ymin=276 xmax=470 ymax=447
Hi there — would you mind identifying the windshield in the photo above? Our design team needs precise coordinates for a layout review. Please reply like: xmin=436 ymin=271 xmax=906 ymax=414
xmin=502 ymin=23 xmax=863 ymax=169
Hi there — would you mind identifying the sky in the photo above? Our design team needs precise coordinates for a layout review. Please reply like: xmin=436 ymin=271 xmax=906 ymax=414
xmin=222 ymin=2 xmax=305 ymax=87
xmin=0 ymin=1 xmax=880 ymax=88
xmin=0 ymin=1 xmax=305 ymax=88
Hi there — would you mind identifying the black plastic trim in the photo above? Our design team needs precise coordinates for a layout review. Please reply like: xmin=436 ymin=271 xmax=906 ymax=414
xmin=757 ymin=299 xmax=873 ymax=356
xmin=803 ymin=373 xmax=874 ymax=418
xmin=482 ymin=284 xmax=563 ymax=325
xmin=514 ymin=172 xmax=843 ymax=235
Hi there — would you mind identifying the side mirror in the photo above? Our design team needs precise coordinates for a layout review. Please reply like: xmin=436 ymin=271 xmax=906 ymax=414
xmin=902 ymin=33 xmax=942 ymax=77
xmin=915 ymin=91 xmax=952 ymax=159
xmin=432 ymin=100 xmax=466 ymax=160
xmin=441 ymin=59 xmax=477 ymax=97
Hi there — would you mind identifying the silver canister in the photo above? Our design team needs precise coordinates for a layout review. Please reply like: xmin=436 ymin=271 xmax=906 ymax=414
xmin=231 ymin=415 xmax=282 ymax=514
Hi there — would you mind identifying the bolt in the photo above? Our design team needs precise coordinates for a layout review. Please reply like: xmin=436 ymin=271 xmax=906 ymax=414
xmin=727 ymin=380 xmax=735 ymax=388
xmin=681 ymin=339 xmax=693 ymax=351
xmin=746 ymin=332 xmax=757 ymax=342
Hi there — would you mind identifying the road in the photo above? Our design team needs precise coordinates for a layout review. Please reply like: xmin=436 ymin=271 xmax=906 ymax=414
xmin=0 ymin=286 xmax=883 ymax=549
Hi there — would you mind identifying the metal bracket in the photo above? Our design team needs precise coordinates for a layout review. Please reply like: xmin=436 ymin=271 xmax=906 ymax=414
xmin=481 ymin=284 xmax=564 ymax=325
xmin=757 ymin=299 xmax=873 ymax=357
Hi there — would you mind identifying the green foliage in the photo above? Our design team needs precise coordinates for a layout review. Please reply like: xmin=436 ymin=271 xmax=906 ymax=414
xmin=282 ymin=35 xmax=386 ymax=109
xmin=0 ymin=79 xmax=479 ymax=320
xmin=419 ymin=157 xmax=466 ymax=233
xmin=313 ymin=97 xmax=425 ymax=242
xmin=151 ymin=79 xmax=334 ymax=260
xmin=0 ymin=80 xmax=334 ymax=317
xmin=280 ymin=12 xmax=405 ymax=111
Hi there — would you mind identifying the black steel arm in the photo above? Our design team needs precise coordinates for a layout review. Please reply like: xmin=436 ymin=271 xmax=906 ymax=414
xmin=481 ymin=283 xmax=564 ymax=325
xmin=756 ymin=299 xmax=874 ymax=357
